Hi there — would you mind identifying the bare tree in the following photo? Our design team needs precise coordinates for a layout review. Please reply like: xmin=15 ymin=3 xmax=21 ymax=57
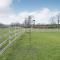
xmin=50 ymin=16 xmax=57 ymax=28
xmin=57 ymin=13 xmax=60 ymax=29
xmin=50 ymin=16 xmax=56 ymax=25
xmin=24 ymin=15 xmax=32 ymax=28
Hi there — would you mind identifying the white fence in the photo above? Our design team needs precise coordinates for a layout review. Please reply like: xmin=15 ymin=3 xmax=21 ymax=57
xmin=0 ymin=27 xmax=25 ymax=55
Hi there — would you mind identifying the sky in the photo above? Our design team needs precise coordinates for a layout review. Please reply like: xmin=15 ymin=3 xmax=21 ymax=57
xmin=0 ymin=0 xmax=60 ymax=24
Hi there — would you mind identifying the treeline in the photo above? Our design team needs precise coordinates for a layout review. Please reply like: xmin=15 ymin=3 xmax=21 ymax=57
xmin=0 ymin=13 xmax=60 ymax=29
xmin=0 ymin=23 xmax=22 ymax=28
xmin=0 ymin=23 xmax=60 ymax=29
xmin=32 ymin=24 xmax=60 ymax=29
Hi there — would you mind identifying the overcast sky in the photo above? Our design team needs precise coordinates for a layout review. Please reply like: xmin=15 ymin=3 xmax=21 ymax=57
xmin=0 ymin=0 xmax=60 ymax=24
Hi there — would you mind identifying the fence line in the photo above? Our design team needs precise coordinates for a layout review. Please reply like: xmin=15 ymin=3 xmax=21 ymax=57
xmin=0 ymin=28 xmax=25 ymax=55
xmin=0 ymin=29 xmax=19 ymax=47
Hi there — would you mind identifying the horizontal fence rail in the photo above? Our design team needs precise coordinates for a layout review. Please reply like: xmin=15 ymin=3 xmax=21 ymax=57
xmin=0 ymin=28 xmax=25 ymax=55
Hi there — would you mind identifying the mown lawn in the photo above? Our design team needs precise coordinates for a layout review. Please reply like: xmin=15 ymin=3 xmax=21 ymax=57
xmin=0 ymin=31 xmax=60 ymax=60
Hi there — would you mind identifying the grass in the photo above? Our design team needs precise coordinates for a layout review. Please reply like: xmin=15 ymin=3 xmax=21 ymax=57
xmin=0 ymin=28 xmax=9 ymax=43
xmin=0 ymin=28 xmax=19 ymax=43
xmin=0 ymin=28 xmax=21 ymax=55
xmin=0 ymin=30 xmax=60 ymax=60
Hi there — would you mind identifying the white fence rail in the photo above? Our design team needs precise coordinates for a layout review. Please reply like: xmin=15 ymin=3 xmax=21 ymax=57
xmin=0 ymin=28 xmax=25 ymax=55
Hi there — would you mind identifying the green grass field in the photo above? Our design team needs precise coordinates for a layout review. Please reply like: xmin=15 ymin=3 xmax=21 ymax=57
xmin=0 ymin=29 xmax=60 ymax=60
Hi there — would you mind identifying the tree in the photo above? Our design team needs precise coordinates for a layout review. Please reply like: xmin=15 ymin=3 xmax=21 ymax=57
xmin=57 ymin=13 xmax=60 ymax=28
xmin=24 ymin=16 xmax=32 ymax=28
xmin=50 ymin=16 xmax=56 ymax=25
xmin=50 ymin=16 xmax=57 ymax=28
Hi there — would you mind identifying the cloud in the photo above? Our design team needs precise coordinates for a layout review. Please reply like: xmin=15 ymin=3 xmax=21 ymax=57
xmin=0 ymin=0 xmax=12 ymax=9
xmin=30 ymin=8 xmax=60 ymax=24
xmin=0 ymin=0 xmax=59 ymax=24
xmin=0 ymin=8 xmax=60 ymax=24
